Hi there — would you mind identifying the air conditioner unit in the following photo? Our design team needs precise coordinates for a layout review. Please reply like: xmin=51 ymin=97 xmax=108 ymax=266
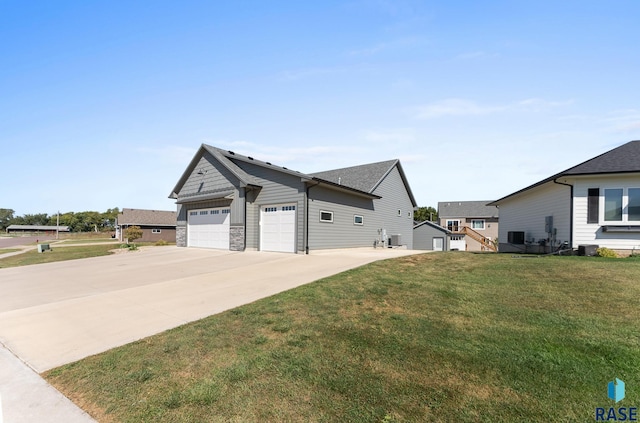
xmin=389 ymin=234 xmax=402 ymax=247
xmin=507 ymin=231 xmax=525 ymax=244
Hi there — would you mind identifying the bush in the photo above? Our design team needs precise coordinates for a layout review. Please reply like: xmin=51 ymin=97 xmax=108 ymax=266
xmin=596 ymin=247 xmax=618 ymax=258
xmin=155 ymin=239 xmax=168 ymax=246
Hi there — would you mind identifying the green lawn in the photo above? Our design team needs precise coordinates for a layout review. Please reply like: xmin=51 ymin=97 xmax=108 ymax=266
xmin=44 ymin=253 xmax=640 ymax=422
xmin=0 ymin=248 xmax=21 ymax=254
xmin=0 ymin=244 xmax=117 ymax=268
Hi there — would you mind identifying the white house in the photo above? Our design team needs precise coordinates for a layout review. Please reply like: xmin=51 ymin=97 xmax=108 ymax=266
xmin=490 ymin=140 xmax=640 ymax=254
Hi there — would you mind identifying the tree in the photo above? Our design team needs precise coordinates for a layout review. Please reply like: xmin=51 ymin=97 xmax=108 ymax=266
xmin=124 ymin=225 xmax=143 ymax=245
xmin=414 ymin=206 xmax=438 ymax=222
xmin=0 ymin=208 xmax=14 ymax=231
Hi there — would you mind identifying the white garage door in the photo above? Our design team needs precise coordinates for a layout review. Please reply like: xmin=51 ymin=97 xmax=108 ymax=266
xmin=187 ymin=207 xmax=230 ymax=249
xmin=260 ymin=204 xmax=296 ymax=253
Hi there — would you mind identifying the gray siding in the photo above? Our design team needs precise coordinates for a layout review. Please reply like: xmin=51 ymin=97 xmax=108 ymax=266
xmin=234 ymin=160 xmax=306 ymax=252
xmin=178 ymin=151 xmax=238 ymax=198
xmin=307 ymin=185 xmax=377 ymax=249
xmin=371 ymin=166 xmax=415 ymax=249
xmin=413 ymin=224 xmax=448 ymax=250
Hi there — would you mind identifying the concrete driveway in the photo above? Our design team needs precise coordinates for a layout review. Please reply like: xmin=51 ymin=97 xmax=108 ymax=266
xmin=0 ymin=246 xmax=421 ymax=372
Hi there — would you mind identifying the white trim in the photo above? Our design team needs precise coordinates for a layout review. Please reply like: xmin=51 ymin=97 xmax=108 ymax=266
xmin=320 ymin=210 xmax=334 ymax=223
xmin=353 ymin=215 xmax=364 ymax=226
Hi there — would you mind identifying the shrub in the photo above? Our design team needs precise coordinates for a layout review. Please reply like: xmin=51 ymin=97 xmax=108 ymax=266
xmin=155 ymin=239 xmax=168 ymax=246
xmin=596 ymin=247 xmax=618 ymax=258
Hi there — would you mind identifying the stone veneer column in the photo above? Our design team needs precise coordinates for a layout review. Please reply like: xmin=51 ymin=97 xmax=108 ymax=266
xmin=229 ymin=225 xmax=245 ymax=251
xmin=176 ymin=226 xmax=187 ymax=247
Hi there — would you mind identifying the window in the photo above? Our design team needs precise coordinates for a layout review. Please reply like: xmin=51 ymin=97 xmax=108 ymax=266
xmin=264 ymin=207 xmax=277 ymax=213
xmin=446 ymin=220 xmax=460 ymax=232
xmin=408 ymin=211 xmax=412 ymax=219
xmin=282 ymin=205 xmax=296 ymax=211
xmin=604 ymin=189 xmax=623 ymax=221
xmin=211 ymin=210 xmax=220 ymax=215
xmin=629 ymin=189 xmax=640 ymax=221
xmin=397 ymin=209 xmax=402 ymax=217
xmin=354 ymin=215 xmax=364 ymax=225
xmin=189 ymin=211 xmax=198 ymax=216
xmin=152 ymin=228 xmax=161 ymax=234
xmin=320 ymin=210 xmax=333 ymax=223
xmin=221 ymin=209 xmax=230 ymax=214
xmin=471 ymin=219 xmax=485 ymax=230
xmin=199 ymin=210 xmax=209 ymax=215
xmin=587 ymin=188 xmax=599 ymax=223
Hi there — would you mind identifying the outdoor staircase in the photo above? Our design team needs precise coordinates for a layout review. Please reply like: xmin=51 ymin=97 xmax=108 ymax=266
xmin=460 ymin=226 xmax=497 ymax=252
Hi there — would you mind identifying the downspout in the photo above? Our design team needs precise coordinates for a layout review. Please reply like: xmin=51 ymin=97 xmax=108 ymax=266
xmin=553 ymin=178 xmax=574 ymax=249
xmin=305 ymin=181 xmax=321 ymax=254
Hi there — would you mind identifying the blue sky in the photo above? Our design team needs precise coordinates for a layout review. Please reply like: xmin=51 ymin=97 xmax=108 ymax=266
xmin=2 ymin=1 xmax=640 ymax=216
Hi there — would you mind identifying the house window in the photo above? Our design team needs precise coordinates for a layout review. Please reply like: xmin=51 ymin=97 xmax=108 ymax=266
xmin=397 ymin=209 xmax=402 ymax=217
xmin=152 ymin=229 xmax=161 ymax=234
xmin=264 ymin=207 xmax=277 ymax=213
xmin=587 ymin=188 xmax=599 ymax=223
xmin=189 ymin=211 xmax=198 ymax=216
xmin=604 ymin=189 xmax=623 ymax=221
xmin=320 ymin=210 xmax=333 ymax=223
xmin=221 ymin=209 xmax=230 ymax=214
xmin=199 ymin=210 xmax=209 ymax=215
xmin=471 ymin=219 xmax=485 ymax=230
xmin=282 ymin=205 xmax=296 ymax=211
xmin=354 ymin=215 xmax=364 ymax=225
xmin=629 ymin=188 xmax=640 ymax=221
xmin=446 ymin=220 xmax=460 ymax=232
xmin=407 ymin=211 xmax=412 ymax=219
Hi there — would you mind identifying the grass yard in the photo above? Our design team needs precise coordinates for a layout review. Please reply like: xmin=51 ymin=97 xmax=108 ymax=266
xmin=0 ymin=248 xmax=21 ymax=254
xmin=44 ymin=253 xmax=640 ymax=422
xmin=0 ymin=243 xmax=117 ymax=268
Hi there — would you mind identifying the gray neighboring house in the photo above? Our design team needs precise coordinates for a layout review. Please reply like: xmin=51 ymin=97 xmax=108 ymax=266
xmin=437 ymin=201 xmax=499 ymax=251
xmin=490 ymin=140 xmax=640 ymax=254
xmin=116 ymin=208 xmax=177 ymax=243
xmin=6 ymin=225 xmax=70 ymax=234
xmin=169 ymin=144 xmax=417 ymax=253
xmin=413 ymin=220 xmax=452 ymax=251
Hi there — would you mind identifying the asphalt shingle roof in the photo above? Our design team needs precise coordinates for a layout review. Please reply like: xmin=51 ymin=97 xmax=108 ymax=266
xmin=309 ymin=160 xmax=399 ymax=193
xmin=491 ymin=140 xmax=640 ymax=205
xmin=117 ymin=209 xmax=177 ymax=226
xmin=438 ymin=201 xmax=499 ymax=218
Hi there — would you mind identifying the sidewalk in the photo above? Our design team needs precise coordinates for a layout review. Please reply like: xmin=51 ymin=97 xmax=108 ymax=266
xmin=0 ymin=343 xmax=96 ymax=423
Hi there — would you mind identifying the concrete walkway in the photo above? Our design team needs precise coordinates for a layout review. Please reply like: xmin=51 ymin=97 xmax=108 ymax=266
xmin=0 ymin=246 xmax=424 ymax=422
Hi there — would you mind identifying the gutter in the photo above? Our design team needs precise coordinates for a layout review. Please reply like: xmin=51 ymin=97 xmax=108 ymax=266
xmin=305 ymin=181 xmax=321 ymax=254
xmin=553 ymin=178 xmax=574 ymax=249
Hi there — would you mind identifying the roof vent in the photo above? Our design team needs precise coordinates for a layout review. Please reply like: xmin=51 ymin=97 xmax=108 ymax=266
xmin=283 ymin=167 xmax=287 ymax=170
xmin=228 ymin=151 xmax=235 ymax=155
xmin=248 ymin=156 xmax=254 ymax=160
xmin=266 ymin=162 xmax=272 ymax=165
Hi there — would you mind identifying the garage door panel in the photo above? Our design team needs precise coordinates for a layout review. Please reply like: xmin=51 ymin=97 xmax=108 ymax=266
xmin=260 ymin=204 xmax=296 ymax=253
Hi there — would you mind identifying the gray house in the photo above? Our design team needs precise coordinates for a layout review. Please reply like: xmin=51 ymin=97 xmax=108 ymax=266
xmin=169 ymin=144 xmax=417 ymax=253
xmin=413 ymin=220 xmax=452 ymax=251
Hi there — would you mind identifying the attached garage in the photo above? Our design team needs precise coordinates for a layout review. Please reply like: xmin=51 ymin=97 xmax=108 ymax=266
xmin=260 ymin=204 xmax=296 ymax=253
xmin=187 ymin=207 xmax=230 ymax=249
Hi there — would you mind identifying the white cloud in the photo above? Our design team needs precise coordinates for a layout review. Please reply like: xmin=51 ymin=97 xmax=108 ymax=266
xmin=601 ymin=109 xmax=640 ymax=133
xmin=415 ymin=97 xmax=573 ymax=119
xmin=362 ymin=128 xmax=416 ymax=143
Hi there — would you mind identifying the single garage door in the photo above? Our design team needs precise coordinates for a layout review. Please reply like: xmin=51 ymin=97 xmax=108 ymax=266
xmin=260 ymin=204 xmax=296 ymax=253
xmin=188 ymin=207 xmax=230 ymax=249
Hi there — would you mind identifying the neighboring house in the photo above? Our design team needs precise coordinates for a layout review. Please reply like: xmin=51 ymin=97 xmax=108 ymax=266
xmin=437 ymin=201 xmax=499 ymax=251
xmin=5 ymin=225 xmax=70 ymax=234
xmin=489 ymin=140 xmax=640 ymax=254
xmin=116 ymin=208 xmax=177 ymax=243
xmin=413 ymin=220 xmax=452 ymax=251
xmin=169 ymin=144 xmax=417 ymax=253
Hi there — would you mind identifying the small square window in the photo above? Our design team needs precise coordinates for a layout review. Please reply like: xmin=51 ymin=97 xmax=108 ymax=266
xmin=354 ymin=215 xmax=364 ymax=225
xmin=320 ymin=210 xmax=334 ymax=223
xmin=152 ymin=228 xmax=161 ymax=234
xmin=397 ymin=209 xmax=402 ymax=217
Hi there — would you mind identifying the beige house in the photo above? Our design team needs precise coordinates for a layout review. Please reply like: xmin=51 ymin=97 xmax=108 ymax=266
xmin=437 ymin=201 xmax=499 ymax=251
xmin=116 ymin=208 xmax=177 ymax=243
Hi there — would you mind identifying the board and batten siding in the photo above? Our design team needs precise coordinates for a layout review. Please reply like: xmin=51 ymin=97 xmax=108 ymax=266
xmin=233 ymin=160 xmax=306 ymax=252
xmin=307 ymin=185 xmax=377 ymax=249
xmin=497 ymin=181 xmax=571 ymax=252
xmin=571 ymin=175 xmax=640 ymax=250
xmin=370 ymin=165 xmax=415 ymax=249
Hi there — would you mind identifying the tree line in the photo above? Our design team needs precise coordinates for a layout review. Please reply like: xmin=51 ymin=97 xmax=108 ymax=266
xmin=0 ymin=208 xmax=120 ymax=232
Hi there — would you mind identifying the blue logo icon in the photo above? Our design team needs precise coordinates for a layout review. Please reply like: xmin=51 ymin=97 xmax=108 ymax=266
xmin=608 ymin=378 xmax=625 ymax=403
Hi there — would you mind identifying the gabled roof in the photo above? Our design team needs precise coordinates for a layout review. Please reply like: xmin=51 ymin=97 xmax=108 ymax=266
xmin=117 ymin=208 xmax=177 ymax=226
xmin=438 ymin=201 xmax=498 ymax=218
xmin=170 ymin=144 xmax=419 ymax=201
xmin=309 ymin=159 xmax=418 ymax=206
xmin=490 ymin=140 xmax=640 ymax=205
xmin=413 ymin=220 xmax=451 ymax=234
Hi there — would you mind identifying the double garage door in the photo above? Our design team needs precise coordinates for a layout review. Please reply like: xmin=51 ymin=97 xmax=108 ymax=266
xmin=187 ymin=207 xmax=230 ymax=249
